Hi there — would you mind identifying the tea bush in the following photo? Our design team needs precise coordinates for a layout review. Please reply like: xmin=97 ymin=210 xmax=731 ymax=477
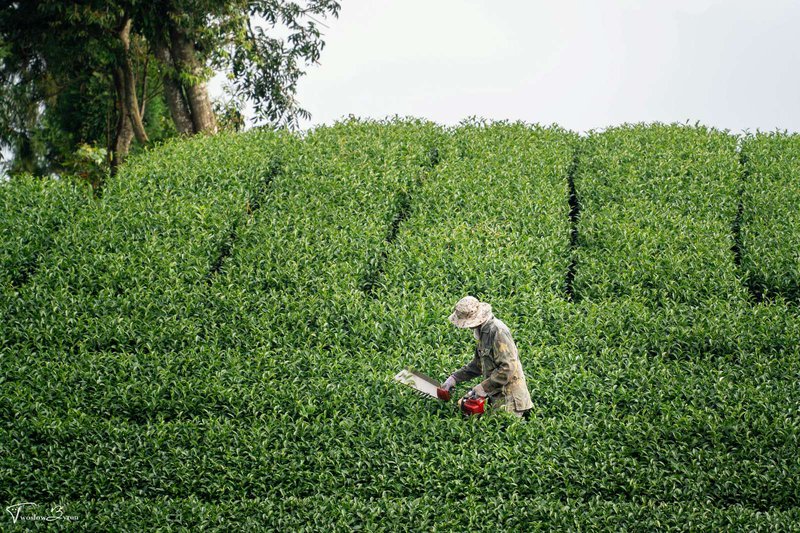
xmin=363 ymin=120 xmax=578 ymax=375
xmin=3 ymin=130 xmax=296 ymax=354
xmin=1 ymin=121 xmax=799 ymax=530
xmin=740 ymin=132 xmax=800 ymax=302
xmin=202 ymin=118 xmax=445 ymax=352
xmin=0 ymin=174 xmax=92 ymax=305
xmin=573 ymin=123 xmax=747 ymax=305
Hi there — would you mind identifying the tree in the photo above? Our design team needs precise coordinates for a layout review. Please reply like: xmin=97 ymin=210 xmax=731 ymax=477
xmin=139 ymin=0 xmax=341 ymax=131
xmin=0 ymin=0 xmax=340 ymax=183
xmin=0 ymin=1 xmax=172 ymax=179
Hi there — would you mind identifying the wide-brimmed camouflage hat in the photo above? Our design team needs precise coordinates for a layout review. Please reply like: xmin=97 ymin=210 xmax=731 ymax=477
xmin=449 ymin=296 xmax=492 ymax=328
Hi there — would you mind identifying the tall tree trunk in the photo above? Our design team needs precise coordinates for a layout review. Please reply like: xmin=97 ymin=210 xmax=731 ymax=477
xmin=119 ymin=18 xmax=149 ymax=144
xmin=168 ymin=25 xmax=217 ymax=134
xmin=110 ymin=68 xmax=134 ymax=176
xmin=154 ymin=39 xmax=194 ymax=135
xmin=139 ymin=53 xmax=149 ymax=118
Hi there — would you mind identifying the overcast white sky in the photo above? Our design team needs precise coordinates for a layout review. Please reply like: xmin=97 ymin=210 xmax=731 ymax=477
xmin=215 ymin=0 xmax=800 ymax=134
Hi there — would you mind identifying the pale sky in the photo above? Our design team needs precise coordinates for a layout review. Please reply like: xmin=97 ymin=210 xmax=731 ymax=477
xmin=216 ymin=0 xmax=800 ymax=134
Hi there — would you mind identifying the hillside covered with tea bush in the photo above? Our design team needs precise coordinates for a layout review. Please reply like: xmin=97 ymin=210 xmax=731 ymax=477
xmin=2 ymin=119 xmax=799 ymax=530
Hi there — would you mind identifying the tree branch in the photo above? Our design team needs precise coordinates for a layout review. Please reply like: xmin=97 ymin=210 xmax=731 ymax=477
xmin=118 ymin=18 xmax=148 ymax=144
xmin=139 ymin=52 xmax=149 ymax=117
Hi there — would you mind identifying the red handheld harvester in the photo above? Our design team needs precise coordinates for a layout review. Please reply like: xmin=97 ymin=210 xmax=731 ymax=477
xmin=393 ymin=368 xmax=485 ymax=416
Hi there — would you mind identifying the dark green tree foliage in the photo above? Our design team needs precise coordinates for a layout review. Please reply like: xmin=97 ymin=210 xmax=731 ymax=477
xmin=0 ymin=0 xmax=340 ymax=180
xmin=224 ymin=0 xmax=341 ymax=127
xmin=1 ymin=123 xmax=798 ymax=529
xmin=0 ymin=2 xmax=108 ymax=176
xmin=0 ymin=1 xmax=173 ymax=181
xmin=740 ymin=132 xmax=800 ymax=303
xmin=139 ymin=0 xmax=341 ymax=128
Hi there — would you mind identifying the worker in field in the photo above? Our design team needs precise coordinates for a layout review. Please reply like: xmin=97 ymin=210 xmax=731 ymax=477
xmin=441 ymin=296 xmax=534 ymax=419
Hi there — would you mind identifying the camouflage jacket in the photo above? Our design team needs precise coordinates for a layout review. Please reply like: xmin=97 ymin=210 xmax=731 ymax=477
xmin=452 ymin=317 xmax=533 ymax=413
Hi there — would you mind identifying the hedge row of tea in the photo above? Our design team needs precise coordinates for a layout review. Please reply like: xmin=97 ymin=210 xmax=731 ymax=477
xmin=740 ymin=132 xmax=800 ymax=302
xmin=557 ymin=127 xmax=798 ymax=522
xmin=364 ymin=121 xmax=578 ymax=359
xmin=573 ymin=124 xmax=747 ymax=305
xmin=2 ymin=130 xmax=296 ymax=355
xmin=202 ymin=119 xmax=444 ymax=352
xmin=0 ymin=174 xmax=91 ymax=309
xmin=2 ymin=119 xmax=443 ymax=424
xmin=568 ymin=126 xmax=799 ymax=363
xmin=2 ymin=121 xmax=799 ymax=530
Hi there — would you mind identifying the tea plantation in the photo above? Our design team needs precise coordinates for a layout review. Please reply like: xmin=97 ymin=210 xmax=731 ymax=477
xmin=2 ymin=119 xmax=799 ymax=530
